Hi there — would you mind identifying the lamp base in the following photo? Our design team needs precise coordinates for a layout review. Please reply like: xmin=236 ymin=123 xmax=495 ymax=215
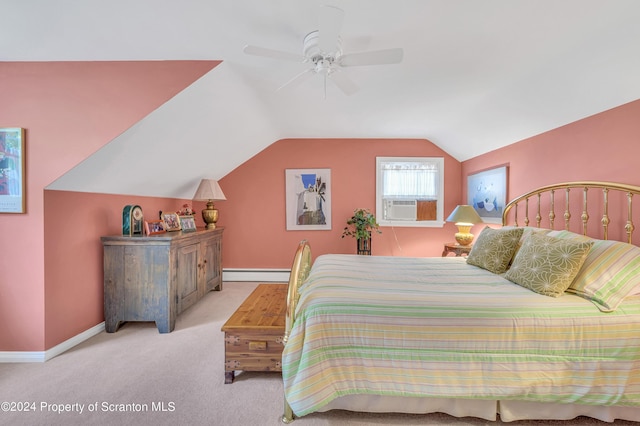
xmin=201 ymin=201 xmax=219 ymax=230
xmin=454 ymin=232 xmax=474 ymax=246
xmin=454 ymin=224 xmax=474 ymax=246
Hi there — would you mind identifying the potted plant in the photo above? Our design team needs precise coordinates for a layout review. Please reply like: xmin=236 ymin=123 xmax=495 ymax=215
xmin=341 ymin=208 xmax=382 ymax=255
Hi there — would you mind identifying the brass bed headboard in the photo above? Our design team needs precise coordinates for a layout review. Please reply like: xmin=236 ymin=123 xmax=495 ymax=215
xmin=283 ymin=240 xmax=311 ymax=345
xmin=501 ymin=181 xmax=640 ymax=244
xmin=283 ymin=239 xmax=312 ymax=423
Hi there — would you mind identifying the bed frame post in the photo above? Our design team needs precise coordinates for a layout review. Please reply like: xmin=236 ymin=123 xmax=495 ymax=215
xmin=282 ymin=240 xmax=312 ymax=424
xmin=626 ymin=192 xmax=635 ymax=244
xmin=549 ymin=190 xmax=556 ymax=228
xmin=581 ymin=187 xmax=589 ymax=236
xmin=601 ymin=188 xmax=610 ymax=240
xmin=564 ymin=188 xmax=571 ymax=230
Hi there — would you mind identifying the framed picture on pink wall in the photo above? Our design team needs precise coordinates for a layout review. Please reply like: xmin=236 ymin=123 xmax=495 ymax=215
xmin=467 ymin=165 xmax=508 ymax=224
xmin=0 ymin=128 xmax=25 ymax=213
xmin=285 ymin=168 xmax=332 ymax=231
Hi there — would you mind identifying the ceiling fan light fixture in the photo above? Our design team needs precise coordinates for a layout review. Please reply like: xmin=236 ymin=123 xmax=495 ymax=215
xmin=303 ymin=30 xmax=342 ymax=59
xmin=313 ymin=57 xmax=335 ymax=75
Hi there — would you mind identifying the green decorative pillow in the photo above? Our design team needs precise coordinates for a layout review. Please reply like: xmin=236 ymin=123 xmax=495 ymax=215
xmin=503 ymin=226 xmax=552 ymax=266
xmin=504 ymin=233 xmax=593 ymax=297
xmin=566 ymin=239 xmax=640 ymax=312
xmin=466 ymin=226 xmax=524 ymax=274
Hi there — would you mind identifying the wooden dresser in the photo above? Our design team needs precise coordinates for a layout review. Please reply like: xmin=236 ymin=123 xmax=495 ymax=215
xmin=221 ymin=284 xmax=287 ymax=383
xmin=102 ymin=228 xmax=223 ymax=333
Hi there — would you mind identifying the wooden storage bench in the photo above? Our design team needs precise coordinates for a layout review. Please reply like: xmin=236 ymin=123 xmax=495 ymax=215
xmin=221 ymin=283 xmax=287 ymax=384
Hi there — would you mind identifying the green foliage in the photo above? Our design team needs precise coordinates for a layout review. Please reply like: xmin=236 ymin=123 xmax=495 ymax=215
xmin=341 ymin=208 xmax=382 ymax=240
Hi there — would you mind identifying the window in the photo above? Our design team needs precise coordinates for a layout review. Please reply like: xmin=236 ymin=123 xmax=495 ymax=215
xmin=376 ymin=157 xmax=445 ymax=227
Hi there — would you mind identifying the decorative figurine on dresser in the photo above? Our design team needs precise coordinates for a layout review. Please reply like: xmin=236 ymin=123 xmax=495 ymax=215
xmin=103 ymin=206 xmax=223 ymax=333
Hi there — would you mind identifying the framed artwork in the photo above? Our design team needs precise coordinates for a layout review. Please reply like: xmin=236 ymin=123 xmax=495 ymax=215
xmin=179 ymin=215 xmax=197 ymax=232
xmin=162 ymin=212 xmax=181 ymax=231
xmin=145 ymin=220 xmax=166 ymax=235
xmin=467 ymin=165 xmax=508 ymax=224
xmin=285 ymin=168 xmax=331 ymax=231
xmin=0 ymin=128 xmax=26 ymax=213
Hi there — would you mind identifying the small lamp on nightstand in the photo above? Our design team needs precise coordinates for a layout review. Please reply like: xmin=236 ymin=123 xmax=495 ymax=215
xmin=446 ymin=205 xmax=483 ymax=246
xmin=193 ymin=179 xmax=227 ymax=229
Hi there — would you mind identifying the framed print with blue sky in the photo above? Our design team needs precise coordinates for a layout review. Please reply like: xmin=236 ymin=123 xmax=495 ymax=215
xmin=286 ymin=168 xmax=331 ymax=230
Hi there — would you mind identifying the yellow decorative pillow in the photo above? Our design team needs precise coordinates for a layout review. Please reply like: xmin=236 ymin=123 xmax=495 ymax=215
xmin=466 ymin=226 xmax=524 ymax=274
xmin=504 ymin=233 xmax=593 ymax=297
xmin=567 ymin=239 xmax=640 ymax=311
xmin=544 ymin=231 xmax=640 ymax=310
xmin=546 ymin=229 xmax=593 ymax=242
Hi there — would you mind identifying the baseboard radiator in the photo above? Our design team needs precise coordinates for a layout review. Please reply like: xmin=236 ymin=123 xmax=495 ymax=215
xmin=222 ymin=268 xmax=290 ymax=282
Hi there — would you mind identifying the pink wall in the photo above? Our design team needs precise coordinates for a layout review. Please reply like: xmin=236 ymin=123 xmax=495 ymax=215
xmin=2 ymin=60 xmax=638 ymax=353
xmin=462 ymin=99 xmax=640 ymax=244
xmin=43 ymin=191 xmax=195 ymax=349
xmin=0 ymin=61 xmax=218 ymax=351
xmin=218 ymin=138 xmax=463 ymax=267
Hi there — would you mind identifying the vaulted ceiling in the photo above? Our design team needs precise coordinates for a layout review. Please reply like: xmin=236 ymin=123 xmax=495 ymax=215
xmin=3 ymin=1 xmax=640 ymax=198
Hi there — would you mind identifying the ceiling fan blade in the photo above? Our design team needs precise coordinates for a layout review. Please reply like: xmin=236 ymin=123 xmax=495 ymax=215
xmin=277 ymin=68 xmax=315 ymax=91
xmin=243 ymin=45 xmax=305 ymax=62
xmin=317 ymin=5 xmax=344 ymax=53
xmin=329 ymin=70 xmax=359 ymax=96
xmin=340 ymin=48 xmax=404 ymax=67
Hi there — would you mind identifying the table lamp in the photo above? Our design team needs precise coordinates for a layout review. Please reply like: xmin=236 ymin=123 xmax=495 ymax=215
xmin=446 ymin=205 xmax=483 ymax=246
xmin=193 ymin=179 xmax=227 ymax=229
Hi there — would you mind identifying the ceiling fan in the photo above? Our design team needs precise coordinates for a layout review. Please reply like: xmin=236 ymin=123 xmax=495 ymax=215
xmin=243 ymin=5 xmax=403 ymax=96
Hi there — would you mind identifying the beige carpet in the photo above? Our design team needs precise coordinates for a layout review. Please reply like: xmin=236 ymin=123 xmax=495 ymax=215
xmin=0 ymin=282 xmax=637 ymax=426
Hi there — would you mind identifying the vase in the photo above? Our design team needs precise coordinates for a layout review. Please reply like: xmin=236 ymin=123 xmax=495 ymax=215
xmin=356 ymin=235 xmax=371 ymax=255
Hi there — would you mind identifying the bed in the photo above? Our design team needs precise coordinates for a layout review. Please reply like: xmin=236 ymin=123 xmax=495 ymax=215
xmin=281 ymin=181 xmax=640 ymax=423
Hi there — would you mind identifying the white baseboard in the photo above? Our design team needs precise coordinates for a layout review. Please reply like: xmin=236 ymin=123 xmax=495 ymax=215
xmin=1 ymin=268 xmax=291 ymax=363
xmin=0 ymin=322 xmax=105 ymax=363
xmin=223 ymin=268 xmax=290 ymax=282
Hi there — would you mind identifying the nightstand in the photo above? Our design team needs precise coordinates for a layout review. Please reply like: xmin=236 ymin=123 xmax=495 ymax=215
xmin=442 ymin=242 xmax=472 ymax=257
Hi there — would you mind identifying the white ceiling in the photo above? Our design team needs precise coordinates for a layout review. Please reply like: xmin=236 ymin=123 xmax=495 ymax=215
xmin=4 ymin=0 xmax=640 ymax=197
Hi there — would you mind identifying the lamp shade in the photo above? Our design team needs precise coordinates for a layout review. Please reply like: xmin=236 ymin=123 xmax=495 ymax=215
xmin=446 ymin=205 xmax=482 ymax=225
xmin=193 ymin=179 xmax=227 ymax=201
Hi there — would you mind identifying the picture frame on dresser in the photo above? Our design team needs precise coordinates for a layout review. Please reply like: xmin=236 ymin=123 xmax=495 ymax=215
xmin=179 ymin=215 xmax=197 ymax=232
xmin=162 ymin=212 xmax=181 ymax=231
xmin=145 ymin=220 xmax=166 ymax=235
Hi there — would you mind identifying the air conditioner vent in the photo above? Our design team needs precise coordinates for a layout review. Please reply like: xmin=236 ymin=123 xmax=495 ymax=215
xmin=385 ymin=199 xmax=417 ymax=220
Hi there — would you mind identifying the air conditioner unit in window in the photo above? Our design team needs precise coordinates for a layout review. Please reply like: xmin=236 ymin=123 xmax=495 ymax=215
xmin=385 ymin=199 xmax=417 ymax=220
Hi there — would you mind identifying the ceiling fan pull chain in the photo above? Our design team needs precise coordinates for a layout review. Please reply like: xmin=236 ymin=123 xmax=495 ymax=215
xmin=324 ymin=73 xmax=327 ymax=100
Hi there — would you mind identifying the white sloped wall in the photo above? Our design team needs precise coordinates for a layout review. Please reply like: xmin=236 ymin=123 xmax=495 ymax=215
xmin=47 ymin=62 xmax=281 ymax=198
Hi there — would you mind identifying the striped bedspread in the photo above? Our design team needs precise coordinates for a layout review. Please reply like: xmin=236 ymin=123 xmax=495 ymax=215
xmin=282 ymin=254 xmax=640 ymax=417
